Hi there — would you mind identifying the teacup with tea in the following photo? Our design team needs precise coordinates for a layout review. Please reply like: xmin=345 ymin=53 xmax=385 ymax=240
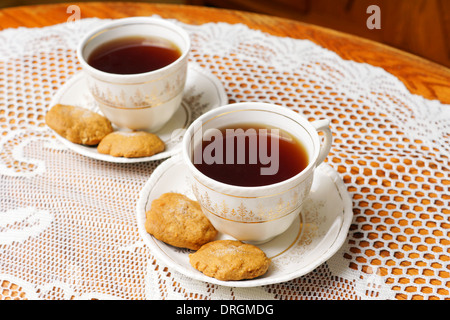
xmin=77 ymin=17 xmax=190 ymax=131
xmin=182 ymin=102 xmax=333 ymax=243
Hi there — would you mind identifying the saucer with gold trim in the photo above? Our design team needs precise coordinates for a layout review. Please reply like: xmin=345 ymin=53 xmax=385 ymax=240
xmin=136 ymin=155 xmax=352 ymax=287
xmin=48 ymin=64 xmax=228 ymax=163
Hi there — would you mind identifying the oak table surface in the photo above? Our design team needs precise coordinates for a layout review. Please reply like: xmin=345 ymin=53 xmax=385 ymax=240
xmin=0 ymin=1 xmax=449 ymax=105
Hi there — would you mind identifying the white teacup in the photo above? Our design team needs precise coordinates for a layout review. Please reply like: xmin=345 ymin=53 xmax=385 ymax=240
xmin=77 ymin=17 xmax=190 ymax=131
xmin=182 ymin=102 xmax=333 ymax=243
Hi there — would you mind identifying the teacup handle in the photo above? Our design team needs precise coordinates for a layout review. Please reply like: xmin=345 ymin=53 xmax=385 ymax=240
xmin=311 ymin=119 xmax=333 ymax=165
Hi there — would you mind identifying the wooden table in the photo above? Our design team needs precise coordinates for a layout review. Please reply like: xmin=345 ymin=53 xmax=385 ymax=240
xmin=1 ymin=2 xmax=450 ymax=105
xmin=0 ymin=2 xmax=449 ymax=301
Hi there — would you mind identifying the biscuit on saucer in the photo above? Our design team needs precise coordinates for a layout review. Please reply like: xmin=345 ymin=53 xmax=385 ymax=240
xmin=189 ymin=240 xmax=271 ymax=281
xmin=145 ymin=193 xmax=218 ymax=250
xmin=45 ymin=104 xmax=113 ymax=145
xmin=97 ymin=131 xmax=165 ymax=158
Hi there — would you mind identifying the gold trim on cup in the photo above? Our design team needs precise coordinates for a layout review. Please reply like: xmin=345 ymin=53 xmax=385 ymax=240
xmin=200 ymin=201 xmax=304 ymax=223
xmin=86 ymin=63 xmax=187 ymax=86
xmin=192 ymin=174 xmax=310 ymax=199
xmin=90 ymin=85 xmax=184 ymax=110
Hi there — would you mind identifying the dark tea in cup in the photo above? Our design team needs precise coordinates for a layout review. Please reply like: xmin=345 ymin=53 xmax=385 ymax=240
xmin=193 ymin=123 xmax=309 ymax=187
xmin=87 ymin=36 xmax=181 ymax=75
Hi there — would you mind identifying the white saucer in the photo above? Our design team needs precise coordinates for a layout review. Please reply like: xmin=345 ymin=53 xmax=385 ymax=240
xmin=136 ymin=155 xmax=353 ymax=287
xmin=49 ymin=64 xmax=228 ymax=163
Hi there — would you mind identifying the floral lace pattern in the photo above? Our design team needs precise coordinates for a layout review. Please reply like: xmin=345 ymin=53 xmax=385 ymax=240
xmin=0 ymin=17 xmax=449 ymax=300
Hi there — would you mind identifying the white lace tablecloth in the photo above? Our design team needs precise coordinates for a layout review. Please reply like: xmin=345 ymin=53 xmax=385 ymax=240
xmin=1 ymin=17 xmax=449 ymax=300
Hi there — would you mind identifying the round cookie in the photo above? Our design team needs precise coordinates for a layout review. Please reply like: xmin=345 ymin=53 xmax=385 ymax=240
xmin=45 ymin=104 xmax=113 ymax=145
xmin=145 ymin=193 xmax=218 ymax=250
xmin=97 ymin=131 xmax=165 ymax=158
xmin=189 ymin=240 xmax=271 ymax=281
